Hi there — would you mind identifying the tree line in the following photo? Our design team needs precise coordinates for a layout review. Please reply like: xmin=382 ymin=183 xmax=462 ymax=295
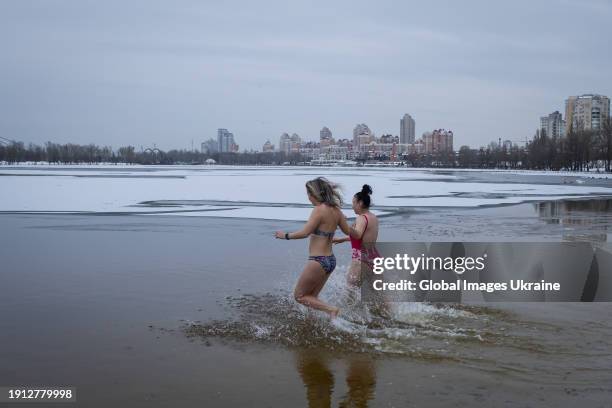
xmin=0 ymin=141 xmax=301 ymax=165
xmin=1 ymin=117 xmax=611 ymax=171
xmin=451 ymin=118 xmax=612 ymax=171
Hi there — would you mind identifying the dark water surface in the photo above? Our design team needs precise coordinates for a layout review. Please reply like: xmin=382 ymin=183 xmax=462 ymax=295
xmin=1 ymin=200 xmax=612 ymax=407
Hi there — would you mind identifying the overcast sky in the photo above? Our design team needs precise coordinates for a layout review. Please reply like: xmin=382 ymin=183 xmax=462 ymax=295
xmin=1 ymin=0 xmax=611 ymax=151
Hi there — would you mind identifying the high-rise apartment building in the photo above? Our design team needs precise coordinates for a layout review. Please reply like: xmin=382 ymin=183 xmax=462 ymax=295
xmin=217 ymin=128 xmax=237 ymax=152
xmin=320 ymin=127 xmax=334 ymax=147
xmin=565 ymin=94 xmax=610 ymax=132
xmin=320 ymin=127 xmax=332 ymax=140
xmin=353 ymin=123 xmax=373 ymax=146
xmin=279 ymin=133 xmax=291 ymax=154
xmin=290 ymin=133 xmax=301 ymax=153
xmin=423 ymin=129 xmax=453 ymax=154
xmin=400 ymin=114 xmax=416 ymax=144
xmin=540 ymin=111 xmax=565 ymax=138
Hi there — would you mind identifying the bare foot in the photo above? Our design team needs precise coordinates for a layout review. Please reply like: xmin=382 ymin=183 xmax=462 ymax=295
xmin=329 ymin=307 xmax=340 ymax=319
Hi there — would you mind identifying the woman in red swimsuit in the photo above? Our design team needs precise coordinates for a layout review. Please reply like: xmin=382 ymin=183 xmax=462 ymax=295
xmin=333 ymin=184 xmax=380 ymax=287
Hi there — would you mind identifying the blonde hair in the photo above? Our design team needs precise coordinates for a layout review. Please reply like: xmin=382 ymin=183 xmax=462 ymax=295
xmin=305 ymin=177 xmax=342 ymax=208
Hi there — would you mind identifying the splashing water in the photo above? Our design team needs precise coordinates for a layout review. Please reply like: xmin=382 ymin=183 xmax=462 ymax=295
xmin=183 ymin=279 xmax=565 ymax=366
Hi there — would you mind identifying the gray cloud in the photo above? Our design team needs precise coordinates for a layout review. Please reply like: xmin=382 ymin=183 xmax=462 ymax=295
xmin=1 ymin=0 xmax=610 ymax=150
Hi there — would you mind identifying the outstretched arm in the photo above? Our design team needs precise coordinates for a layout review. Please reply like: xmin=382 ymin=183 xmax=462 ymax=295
xmin=337 ymin=209 xmax=362 ymax=239
xmin=337 ymin=209 xmax=351 ymax=235
xmin=332 ymin=236 xmax=350 ymax=244
xmin=349 ymin=214 xmax=367 ymax=239
xmin=275 ymin=207 xmax=320 ymax=239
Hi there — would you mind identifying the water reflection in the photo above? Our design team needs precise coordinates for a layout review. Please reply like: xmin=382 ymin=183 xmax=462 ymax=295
xmin=339 ymin=356 xmax=376 ymax=408
xmin=295 ymin=351 xmax=376 ymax=408
xmin=534 ymin=198 xmax=612 ymax=242
xmin=296 ymin=351 xmax=335 ymax=408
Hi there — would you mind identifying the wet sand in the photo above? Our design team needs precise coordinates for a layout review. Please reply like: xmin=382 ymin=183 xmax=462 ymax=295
xmin=1 ymin=201 xmax=612 ymax=407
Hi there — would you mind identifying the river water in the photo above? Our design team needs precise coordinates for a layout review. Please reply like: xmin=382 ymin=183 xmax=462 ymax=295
xmin=1 ymin=166 xmax=612 ymax=406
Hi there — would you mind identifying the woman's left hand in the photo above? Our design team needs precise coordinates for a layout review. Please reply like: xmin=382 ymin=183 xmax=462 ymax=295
xmin=274 ymin=231 xmax=285 ymax=239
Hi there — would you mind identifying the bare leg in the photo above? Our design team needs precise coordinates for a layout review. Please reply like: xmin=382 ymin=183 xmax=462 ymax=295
xmin=313 ymin=267 xmax=331 ymax=297
xmin=294 ymin=260 xmax=339 ymax=317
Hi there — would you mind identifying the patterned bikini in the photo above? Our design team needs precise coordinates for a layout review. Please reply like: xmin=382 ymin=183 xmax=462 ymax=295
xmin=308 ymin=228 xmax=337 ymax=274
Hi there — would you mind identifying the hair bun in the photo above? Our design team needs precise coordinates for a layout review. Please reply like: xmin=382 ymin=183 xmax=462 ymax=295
xmin=361 ymin=184 xmax=372 ymax=195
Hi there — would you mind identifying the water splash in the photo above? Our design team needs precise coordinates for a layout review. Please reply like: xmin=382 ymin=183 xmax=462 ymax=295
xmin=182 ymin=284 xmax=548 ymax=363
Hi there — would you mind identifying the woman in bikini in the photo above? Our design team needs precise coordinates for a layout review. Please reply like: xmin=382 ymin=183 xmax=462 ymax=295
xmin=333 ymin=184 xmax=380 ymax=287
xmin=275 ymin=177 xmax=355 ymax=318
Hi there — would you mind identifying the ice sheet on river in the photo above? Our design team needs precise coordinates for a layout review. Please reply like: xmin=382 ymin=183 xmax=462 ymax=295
xmin=1 ymin=165 xmax=611 ymax=220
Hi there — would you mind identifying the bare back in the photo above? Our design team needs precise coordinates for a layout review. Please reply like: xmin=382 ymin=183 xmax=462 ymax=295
xmin=308 ymin=204 xmax=342 ymax=256
xmin=361 ymin=211 xmax=379 ymax=248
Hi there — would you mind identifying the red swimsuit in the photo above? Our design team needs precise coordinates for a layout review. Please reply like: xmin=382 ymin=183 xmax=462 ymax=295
xmin=351 ymin=214 xmax=381 ymax=267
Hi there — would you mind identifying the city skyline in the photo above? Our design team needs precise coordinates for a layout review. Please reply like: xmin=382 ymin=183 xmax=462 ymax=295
xmin=210 ymin=89 xmax=611 ymax=154
xmin=1 ymin=1 xmax=611 ymax=151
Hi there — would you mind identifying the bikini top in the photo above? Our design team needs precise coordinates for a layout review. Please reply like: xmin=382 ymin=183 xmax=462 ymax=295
xmin=312 ymin=227 xmax=335 ymax=239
